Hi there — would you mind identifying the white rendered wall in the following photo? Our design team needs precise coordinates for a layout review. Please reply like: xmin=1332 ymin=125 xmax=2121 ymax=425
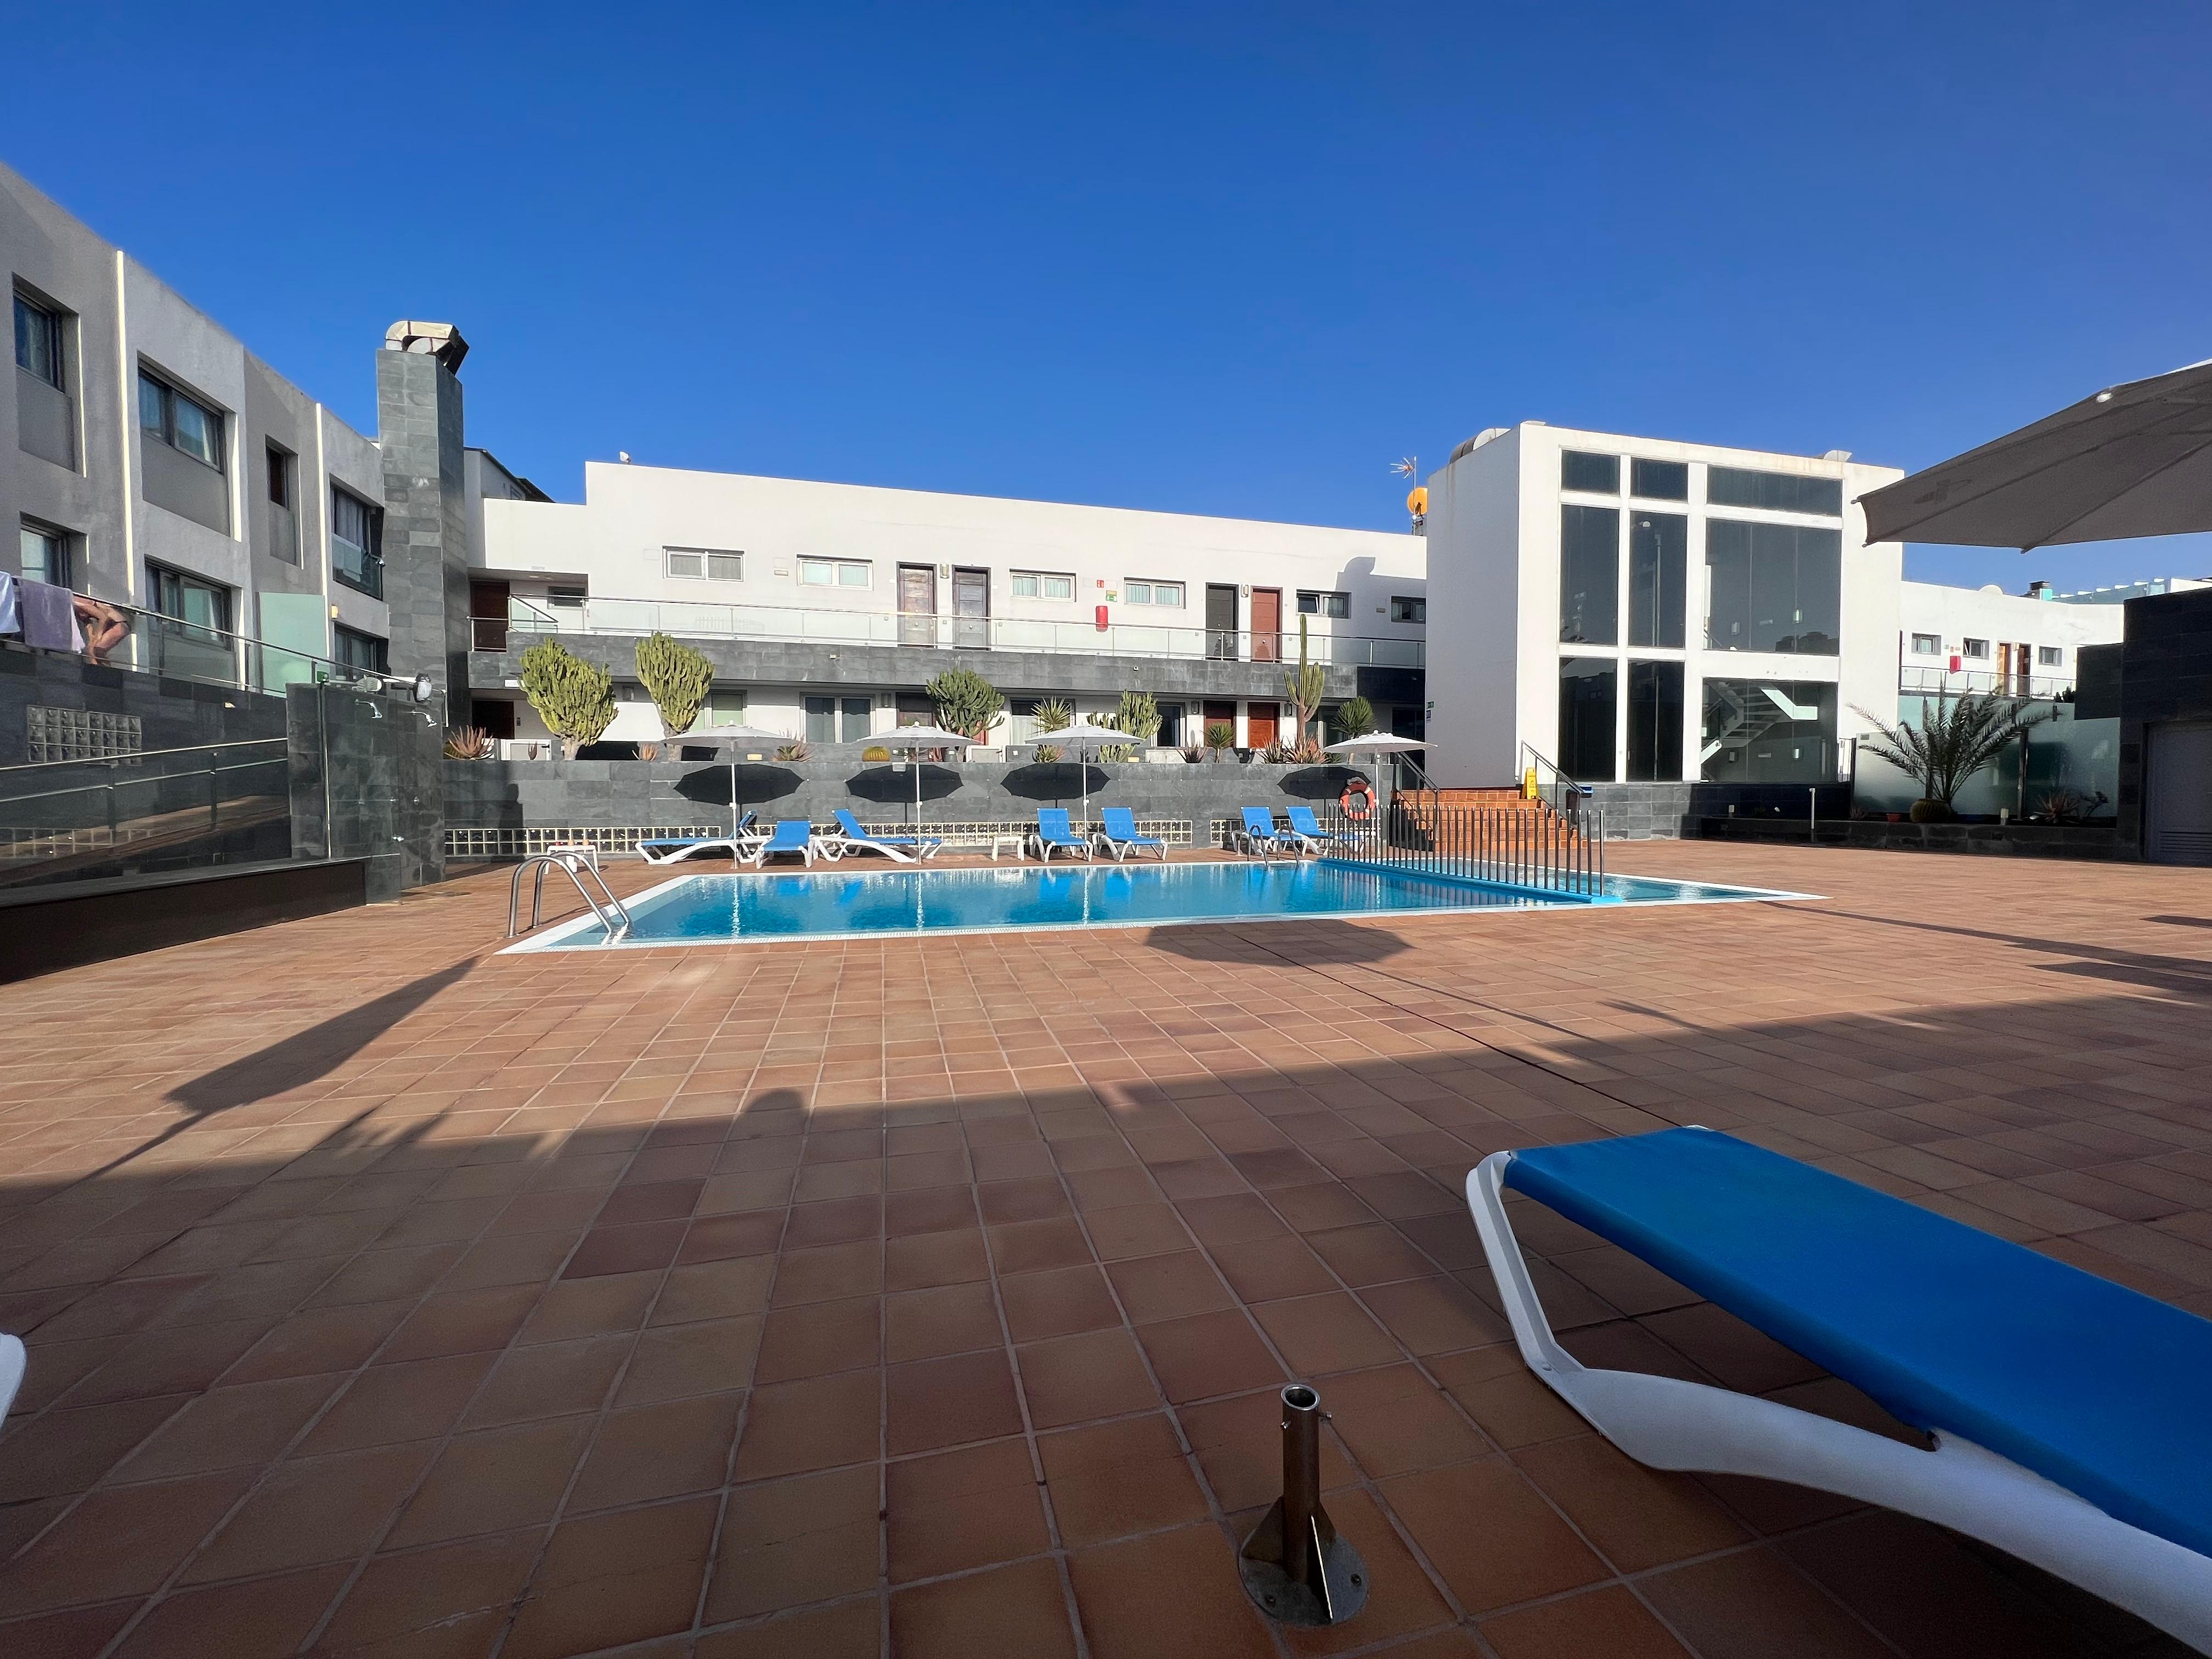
xmin=479 ymin=462 xmax=1427 ymax=654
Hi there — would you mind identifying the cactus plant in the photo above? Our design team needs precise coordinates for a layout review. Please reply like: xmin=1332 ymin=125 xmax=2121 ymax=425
xmin=517 ymin=639 xmax=616 ymax=759
xmin=634 ymin=633 xmax=714 ymax=737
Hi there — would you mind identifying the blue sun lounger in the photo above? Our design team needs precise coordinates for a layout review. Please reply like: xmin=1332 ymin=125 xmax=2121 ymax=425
xmin=749 ymin=819 xmax=821 ymax=867
xmin=1096 ymin=806 xmax=1166 ymax=862
xmin=831 ymin=809 xmax=944 ymax=863
xmin=1031 ymin=808 xmax=1092 ymax=862
xmin=1468 ymin=1127 xmax=2212 ymax=1651
xmin=1233 ymin=806 xmax=1286 ymax=857
xmin=1283 ymin=804 xmax=1355 ymax=854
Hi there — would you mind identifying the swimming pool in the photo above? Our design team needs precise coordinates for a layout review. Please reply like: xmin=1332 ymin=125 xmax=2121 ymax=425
xmin=504 ymin=858 xmax=1809 ymax=952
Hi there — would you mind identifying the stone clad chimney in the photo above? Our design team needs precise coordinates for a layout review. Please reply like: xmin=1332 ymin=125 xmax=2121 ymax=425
xmin=376 ymin=321 xmax=472 ymax=729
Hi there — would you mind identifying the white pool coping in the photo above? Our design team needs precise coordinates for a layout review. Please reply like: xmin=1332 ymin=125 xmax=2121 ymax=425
xmin=499 ymin=862 xmax=1820 ymax=955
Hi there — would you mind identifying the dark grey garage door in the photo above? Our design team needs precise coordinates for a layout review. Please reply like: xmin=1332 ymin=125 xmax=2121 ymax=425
xmin=2146 ymin=720 xmax=2212 ymax=865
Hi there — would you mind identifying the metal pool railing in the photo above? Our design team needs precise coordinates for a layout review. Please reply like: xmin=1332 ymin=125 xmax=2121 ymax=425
xmin=1340 ymin=798 xmax=1607 ymax=896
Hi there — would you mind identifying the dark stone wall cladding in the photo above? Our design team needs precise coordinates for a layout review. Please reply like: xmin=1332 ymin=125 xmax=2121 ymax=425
xmin=444 ymin=757 xmax=1375 ymax=844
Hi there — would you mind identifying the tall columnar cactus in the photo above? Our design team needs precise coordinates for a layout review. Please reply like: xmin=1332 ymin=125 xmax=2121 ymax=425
xmin=926 ymin=667 xmax=1004 ymax=741
xmin=1284 ymin=615 xmax=1325 ymax=742
xmin=517 ymin=639 xmax=616 ymax=759
xmin=635 ymin=633 xmax=714 ymax=737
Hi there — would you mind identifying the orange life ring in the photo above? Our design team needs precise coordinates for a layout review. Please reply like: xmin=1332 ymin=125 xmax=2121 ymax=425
xmin=1339 ymin=777 xmax=1374 ymax=820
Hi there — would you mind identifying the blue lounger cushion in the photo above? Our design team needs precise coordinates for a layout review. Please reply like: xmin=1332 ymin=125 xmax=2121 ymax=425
xmin=1504 ymin=1127 xmax=2212 ymax=1559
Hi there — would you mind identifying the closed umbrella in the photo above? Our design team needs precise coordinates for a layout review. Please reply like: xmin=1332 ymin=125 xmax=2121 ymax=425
xmin=1860 ymin=357 xmax=2212 ymax=549
xmin=887 ymin=725 xmax=975 ymax=829
xmin=1035 ymin=719 xmax=1132 ymax=829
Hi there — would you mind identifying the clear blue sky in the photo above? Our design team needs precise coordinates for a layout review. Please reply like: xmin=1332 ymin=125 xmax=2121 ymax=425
xmin=13 ymin=2 xmax=2211 ymax=591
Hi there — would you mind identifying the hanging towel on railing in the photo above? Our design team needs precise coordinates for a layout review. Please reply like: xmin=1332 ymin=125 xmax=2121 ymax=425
xmin=0 ymin=571 xmax=19 ymax=637
xmin=18 ymin=579 xmax=84 ymax=652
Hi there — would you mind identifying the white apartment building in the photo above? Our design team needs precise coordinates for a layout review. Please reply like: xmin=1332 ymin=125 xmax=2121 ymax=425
xmin=1423 ymin=422 xmax=1907 ymax=789
xmin=4 ymin=163 xmax=391 ymax=680
xmin=469 ymin=461 xmax=1429 ymax=752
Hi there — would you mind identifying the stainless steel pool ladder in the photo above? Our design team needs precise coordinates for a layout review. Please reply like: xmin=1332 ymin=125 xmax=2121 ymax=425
xmin=507 ymin=852 xmax=633 ymax=939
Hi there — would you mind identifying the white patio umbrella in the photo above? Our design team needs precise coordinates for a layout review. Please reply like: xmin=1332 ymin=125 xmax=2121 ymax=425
xmin=702 ymin=725 xmax=801 ymax=834
xmin=1323 ymin=733 xmax=1428 ymax=819
xmin=1035 ymin=719 xmax=1133 ymax=827
xmin=1860 ymin=357 xmax=2212 ymax=549
xmin=887 ymin=725 xmax=976 ymax=828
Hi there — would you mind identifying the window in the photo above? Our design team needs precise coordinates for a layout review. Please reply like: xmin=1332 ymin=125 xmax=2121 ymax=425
xmin=1390 ymin=595 xmax=1426 ymax=623
xmin=330 ymin=488 xmax=383 ymax=598
xmin=1561 ymin=451 xmax=1620 ymax=493
xmin=1701 ymin=678 xmax=1837 ymax=783
xmin=1558 ymin=658 xmax=1617 ymax=782
xmin=702 ymin=690 xmax=749 ymax=727
xmin=332 ymin=625 xmax=389 ymax=674
xmin=1962 ymin=637 xmax=1990 ymax=660
xmin=1704 ymin=520 xmax=1840 ymax=654
xmin=19 ymin=521 xmax=70 ymax=589
xmin=2038 ymin=645 xmax=2063 ymax=667
xmin=1627 ymin=661 xmax=1684 ymax=782
xmin=1706 ymin=466 xmax=1842 ymax=516
xmin=1628 ymin=512 xmax=1686 ymax=649
xmin=1559 ymin=504 xmax=1618 ymax=645
xmin=1011 ymin=570 xmax=1075 ymax=600
xmin=1124 ymin=579 xmax=1184 ymax=606
xmin=666 ymin=547 xmax=742 ymax=581
xmin=1630 ymin=459 xmax=1689 ymax=501
xmin=1911 ymin=633 xmax=1941 ymax=655
xmin=150 ymin=565 xmax=230 ymax=634
xmin=14 ymin=292 xmax=61 ymax=388
xmin=1297 ymin=590 xmax=1350 ymax=619
xmin=266 ymin=444 xmax=293 ymax=507
xmin=138 ymin=371 xmax=222 ymax=469
xmin=800 ymin=556 xmax=870 ymax=588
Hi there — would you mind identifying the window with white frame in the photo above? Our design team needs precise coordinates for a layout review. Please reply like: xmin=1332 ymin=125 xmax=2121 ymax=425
xmin=1297 ymin=590 xmax=1350 ymax=619
xmin=800 ymin=556 xmax=870 ymax=588
xmin=1391 ymin=595 xmax=1426 ymax=623
xmin=1123 ymin=579 xmax=1183 ymax=606
xmin=666 ymin=547 xmax=742 ymax=581
xmin=2038 ymin=645 xmax=2064 ymax=667
xmin=1910 ymin=633 xmax=1940 ymax=654
xmin=1011 ymin=570 xmax=1074 ymax=600
xmin=1962 ymin=637 xmax=1990 ymax=660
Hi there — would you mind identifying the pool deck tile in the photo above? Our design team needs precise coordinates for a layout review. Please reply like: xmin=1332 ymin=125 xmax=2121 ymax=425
xmin=1 ymin=842 xmax=2209 ymax=1655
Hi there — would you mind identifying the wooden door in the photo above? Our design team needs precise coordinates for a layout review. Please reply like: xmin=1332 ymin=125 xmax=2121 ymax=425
xmin=469 ymin=579 xmax=509 ymax=652
xmin=1250 ymin=589 xmax=1281 ymax=662
xmin=1205 ymin=584 xmax=1238 ymax=659
xmin=1246 ymin=702 xmax=1279 ymax=751
xmin=951 ymin=568 xmax=989 ymax=649
xmin=898 ymin=566 xmax=935 ymax=646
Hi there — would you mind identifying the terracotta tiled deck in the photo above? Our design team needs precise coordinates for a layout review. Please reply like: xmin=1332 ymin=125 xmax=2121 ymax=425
xmin=3 ymin=843 xmax=2210 ymax=1657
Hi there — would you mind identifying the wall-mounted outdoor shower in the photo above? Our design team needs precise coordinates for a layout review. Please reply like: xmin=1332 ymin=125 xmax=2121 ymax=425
xmin=1238 ymin=1382 xmax=1368 ymax=1626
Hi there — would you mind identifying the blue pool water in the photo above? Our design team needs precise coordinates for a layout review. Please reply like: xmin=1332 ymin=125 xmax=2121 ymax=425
xmin=510 ymin=859 xmax=1802 ymax=951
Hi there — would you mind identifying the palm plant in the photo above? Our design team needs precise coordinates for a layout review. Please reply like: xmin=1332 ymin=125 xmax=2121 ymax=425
xmin=1852 ymin=691 xmax=2055 ymax=821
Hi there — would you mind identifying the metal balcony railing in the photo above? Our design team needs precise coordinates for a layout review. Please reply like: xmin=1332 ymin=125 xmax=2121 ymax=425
xmin=1899 ymin=665 xmax=2074 ymax=701
xmin=473 ymin=593 xmax=1425 ymax=669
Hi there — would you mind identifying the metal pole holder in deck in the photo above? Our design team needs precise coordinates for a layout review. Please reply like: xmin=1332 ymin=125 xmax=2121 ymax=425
xmin=1237 ymin=1383 xmax=1369 ymax=1626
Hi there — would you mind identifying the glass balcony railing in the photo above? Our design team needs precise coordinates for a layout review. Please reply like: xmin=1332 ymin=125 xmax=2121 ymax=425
xmin=479 ymin=594 xmax=1425 ymax=669
xmin=1899 ymin=664 xmax=2074 ymax=701
xmin=332 ymin=537 xmax=385 ymax=599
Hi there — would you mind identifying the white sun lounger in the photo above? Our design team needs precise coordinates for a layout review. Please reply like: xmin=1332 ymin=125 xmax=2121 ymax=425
xmin=1468 ymin=1127 xmax=2212 ymax=1654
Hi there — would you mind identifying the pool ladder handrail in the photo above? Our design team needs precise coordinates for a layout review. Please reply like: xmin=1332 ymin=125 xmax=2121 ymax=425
xmin=508 ymin=853 xmax=633 ymax=940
